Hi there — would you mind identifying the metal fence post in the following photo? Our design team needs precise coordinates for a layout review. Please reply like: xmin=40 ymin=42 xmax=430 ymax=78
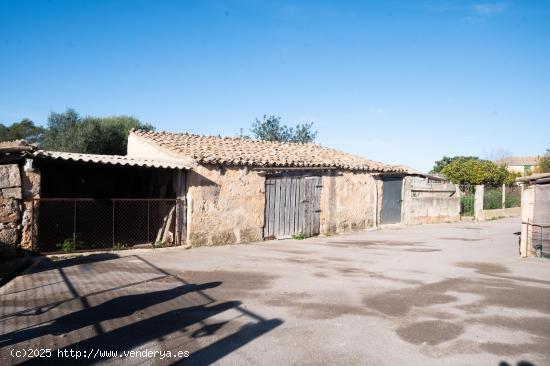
xmin=147 ymin=200 xmax=150 ymax=243
xmin=73 ymin=200 xmax=77 ymax=246
xmin=112 ymin=200 xmax=115 ymax=247
xmin=502 ymin=183 xmax=506 ymax=209
xmin=31 ymin=199 xmax=35 ymax=252
xmin=540 ymin=226 xmax=544 ymax=257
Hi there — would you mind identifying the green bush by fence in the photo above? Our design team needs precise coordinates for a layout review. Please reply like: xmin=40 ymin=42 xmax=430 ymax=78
xmin=461 ymin=195 xmax=475 ymax=216
xmin=484 ymin=189 xmax=502 ymax=210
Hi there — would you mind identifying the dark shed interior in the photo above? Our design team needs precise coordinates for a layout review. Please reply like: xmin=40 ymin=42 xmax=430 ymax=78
xmin=36 ymin=159 xmax=177 ymax=199
xmin=33 ymin=158 xmax=185 ymax=252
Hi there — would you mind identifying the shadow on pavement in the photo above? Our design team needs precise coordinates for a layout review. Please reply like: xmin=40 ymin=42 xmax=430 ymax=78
xmin=1 ymin=254 xmax=283 ymax=365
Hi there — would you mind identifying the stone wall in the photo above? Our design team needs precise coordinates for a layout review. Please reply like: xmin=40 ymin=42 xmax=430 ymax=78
xmin=0 ymin=164 xmax=23 ymax=248
xmin=0 ymin=161 xmax=40 ymax=251
xmin=401 ymin=176 xmax=460 ymax=225
xmin=187 ymin=165 xmax=265 ymax=246
xmin=320 ymin=171 xmax=378 ymax=234
xmin=483 ymin=207 xmax=521 ymax=220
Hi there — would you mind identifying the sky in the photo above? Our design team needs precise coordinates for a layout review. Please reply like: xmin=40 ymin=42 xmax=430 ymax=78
xmin=1 ymin=0 xmax=549 ymax=172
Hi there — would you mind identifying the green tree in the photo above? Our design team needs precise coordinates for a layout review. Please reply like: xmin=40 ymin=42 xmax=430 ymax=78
xmin=441 ymin=158 xmax=517 ymax=185
xmin=430 ymin=156 xmax=479 ymax=174
xmin=538 ymin=148 xmax=550 ymax=173
xmin=251 ymin=115 xmax=317 ymax=143
xmin=0 ymin=118 xmax=45 ymax=144
xmin=42 ymin=108 xmax=154 ymax=155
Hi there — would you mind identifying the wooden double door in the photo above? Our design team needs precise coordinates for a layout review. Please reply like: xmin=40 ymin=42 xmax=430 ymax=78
xmin=264 ymin=175 xmax=322 ymax=239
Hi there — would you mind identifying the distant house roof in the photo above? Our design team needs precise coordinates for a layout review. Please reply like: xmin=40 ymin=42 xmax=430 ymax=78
xmin=496 ymin=156 xmax=539 ymax=166
xmin=130 ymin=130 xmax=404 ymax=172
xmin=33 ymin=150 xmax=189 ymax=170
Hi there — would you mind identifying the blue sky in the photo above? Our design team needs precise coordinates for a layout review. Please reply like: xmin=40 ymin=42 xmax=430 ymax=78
xmin=1 ymin=0 xmax=549 ymax=171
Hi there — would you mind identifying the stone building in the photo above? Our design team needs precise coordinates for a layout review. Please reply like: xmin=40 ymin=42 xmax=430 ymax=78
xmin=0 ymin=140 xmax=188 ymax=253
xmin=127 ymin=130 xmax=461 ymax=246
xmin=518 ymin=173 xmax=550 ymax=257
xmin=1 ymin=131 xmax=461 ymax=253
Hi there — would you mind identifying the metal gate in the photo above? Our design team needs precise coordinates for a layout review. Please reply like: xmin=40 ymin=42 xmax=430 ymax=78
xmin=264 ymin=175 xmax=322 ymax=239
xmin=381 ymin=177 xmax=403 ymax=224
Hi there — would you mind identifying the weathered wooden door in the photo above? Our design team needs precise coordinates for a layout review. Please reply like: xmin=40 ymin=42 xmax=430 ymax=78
xmin=264 ymin=175 xmax=322 ymax=239
xmin=381 ymin=177 xmax=403 ymax=224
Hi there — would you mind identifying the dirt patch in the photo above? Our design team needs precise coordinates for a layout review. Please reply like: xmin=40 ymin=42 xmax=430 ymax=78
xmin=451 ymin=226 xmax=487 ymax=230
xmin=404 ymin=248 xmax=441 ymax=252
xmin=439 ymin=237 xmax=486 ymax=242
xmin=480 ymin=341 xmax=550 ymax=356
xmin=397 ymin=320 xmax=464 ymax=345
xmin=285 ymin=257 xmax=326 ymax=265
xmin=457 ymin=261 xmax=550 ymax=286
xmin=365 ymin=275 xmax=550 ymax=318
xmin=325 ymin=240 xmax=425 ymax=248
xmin=456 ymin=261 xmax=510 ymax=274
xmin=471 ymin=316 xmax=550 ymax=338
xmin=336 ymin=267 xmax=365 ymax=275
xmin=179 ymin=270 xmax=277 ymax=298
xmin=323 ymin=256 xmax=351 ymax=262
xmin=263 ymin=292 xmax=366 ymax=319
xmin=267 ymin=248 xmax=315 ymax=255
xmin=364 ymin=279 xmax=459 ymax=317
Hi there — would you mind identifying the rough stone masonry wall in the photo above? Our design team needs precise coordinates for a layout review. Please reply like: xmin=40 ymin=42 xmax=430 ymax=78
xmin=187 ymin=164 xmax=265 ymax=246
xmin=320 ymin=171 xmax=378 ymax=234
xmin=401 ymin=176 xmax=460 ymax=225
xmin=0 ymin=162 xmax=40 ymax=251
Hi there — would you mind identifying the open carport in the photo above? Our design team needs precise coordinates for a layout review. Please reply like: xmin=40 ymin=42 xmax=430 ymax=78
xmin=1 ymin=218 xmax=549 ymax=365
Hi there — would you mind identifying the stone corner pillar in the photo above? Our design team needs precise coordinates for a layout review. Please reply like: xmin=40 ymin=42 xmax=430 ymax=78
xmin=474 ymin=185 xmax=485 ymax=221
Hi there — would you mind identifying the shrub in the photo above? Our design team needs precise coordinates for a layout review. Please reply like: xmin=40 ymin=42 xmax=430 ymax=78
xmin=153 ymin=241 xmax=166 ymax=249
xmin=57 ymin=237 xmax=82 ymax=253
xmin=460 ymin=195 xmax=475 ymax=216
xmin=441 ymin=159 xmax=515 ymax=185
xmin=112 ymin=243 xmax=126 ymax=251
xmin=291 ymin=232 xmax=305 ymax=240
xmin=483 ymin=189 xmax=502 ymax=210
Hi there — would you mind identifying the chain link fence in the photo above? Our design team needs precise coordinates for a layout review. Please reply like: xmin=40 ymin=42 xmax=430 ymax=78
xmin=483 ymin=185 xmax=522 ymax=210
xmin=525 ymin=222 xmax=550 ymax=258
xmin=32 ymin=199 xmax=185 ymax=254
xmin=459 ymin=185 xmax=475 ymax=216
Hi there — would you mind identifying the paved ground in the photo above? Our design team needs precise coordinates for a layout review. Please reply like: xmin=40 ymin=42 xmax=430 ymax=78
xmin=1 ymin=218 xmax=549 ymax=365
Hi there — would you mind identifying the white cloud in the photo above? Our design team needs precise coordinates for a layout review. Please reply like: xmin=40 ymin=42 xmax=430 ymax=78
xmin=367 ymin=107 xmax=387 ymax=115
xmin=472 ymin=3 xmax=508 ymax=16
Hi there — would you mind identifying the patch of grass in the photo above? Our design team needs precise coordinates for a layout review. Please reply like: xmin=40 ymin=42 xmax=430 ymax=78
xmin=460 ymin=195 xmax=475 ymax=216
xmin=112 ymin=243 xmax=126 ymax=251
xmin=57 ymin=237 xmax=82 ymax=253
xmin=292 ymin=232 xmax=305 ymax=240
xmin=487 ymin=216 xmax=506 ymax=221
xmin=152 ymin=241 xmax=166 ymax=249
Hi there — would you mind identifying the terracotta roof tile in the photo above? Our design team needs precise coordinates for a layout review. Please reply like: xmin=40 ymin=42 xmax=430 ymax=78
xmin=131 ymin=130 xmax=403 ymax=172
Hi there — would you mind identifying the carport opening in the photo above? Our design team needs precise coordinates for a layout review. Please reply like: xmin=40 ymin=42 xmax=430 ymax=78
xmin=38 ymin=159 xmax=177 ymax=199
xmin=34 ymin=159 xmax=186 ymax=253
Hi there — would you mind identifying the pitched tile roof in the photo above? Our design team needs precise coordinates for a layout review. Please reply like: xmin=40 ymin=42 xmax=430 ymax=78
xmin=130 ymin=130 xmax=403 ymax=172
